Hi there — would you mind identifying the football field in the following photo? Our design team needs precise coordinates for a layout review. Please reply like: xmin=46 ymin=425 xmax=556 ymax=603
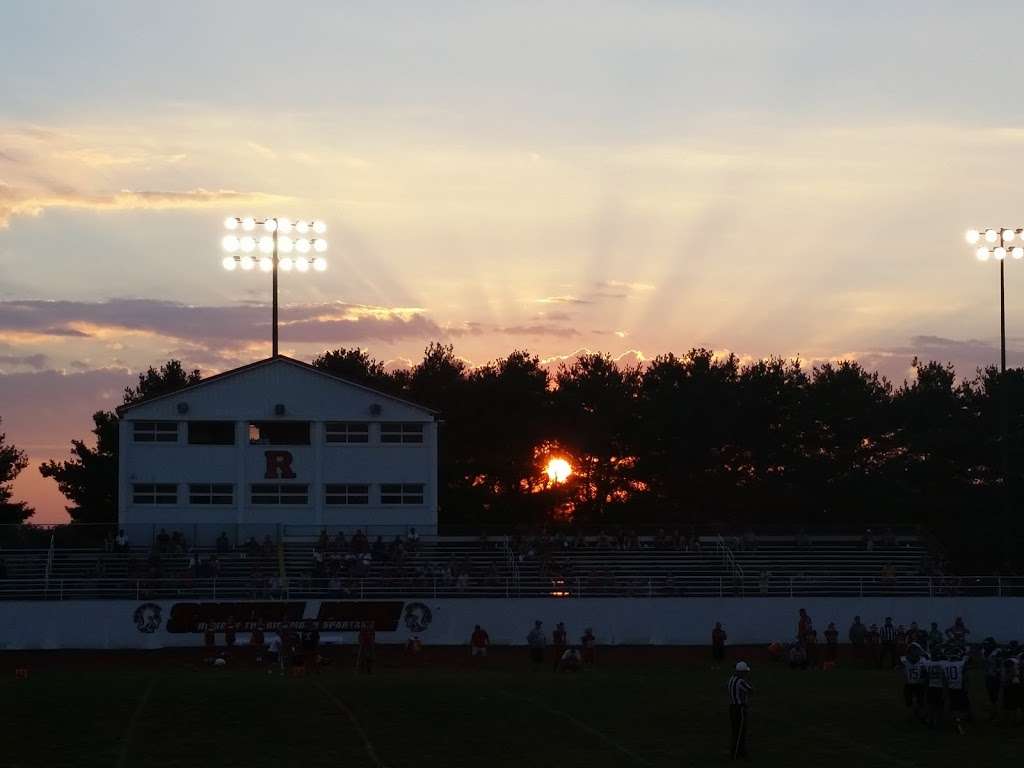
xmin=3 ymin=648 xmax=1021 ymax=767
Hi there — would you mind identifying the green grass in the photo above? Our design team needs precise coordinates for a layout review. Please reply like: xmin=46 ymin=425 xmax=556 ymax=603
xmin=3 ymin=652 xmax=1023 ymax=767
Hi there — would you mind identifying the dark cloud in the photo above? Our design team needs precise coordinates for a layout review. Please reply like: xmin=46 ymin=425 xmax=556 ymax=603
xmin=0 ymin=353 xmax=48 ymax=369
xmin=0 ymin=298 xmax=446 ymax=345
xmin=497 ymin=324 xmax=579 ymax=337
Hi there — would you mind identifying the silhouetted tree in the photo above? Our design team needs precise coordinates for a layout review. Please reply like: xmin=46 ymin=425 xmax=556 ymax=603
xmin=40 ymin=360 xmax=200 ymax=525
xmin=312 ymin=348 xmax=403 ymax=394
xmin=0 ymin=419 xmax=33 ymax=525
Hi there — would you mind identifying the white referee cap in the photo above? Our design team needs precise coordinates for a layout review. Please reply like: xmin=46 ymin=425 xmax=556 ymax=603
xmin=735 ymin=661 xmax=750 ymax=672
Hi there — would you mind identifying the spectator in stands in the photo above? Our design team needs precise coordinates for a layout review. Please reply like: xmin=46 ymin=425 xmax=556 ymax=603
xmin=0 ymin=558 xmax=7 ymax=579
xmin=372 ymin=536 xmax=386 ymax=561
xmin=927 ymin=622 xmax=943 ymax=653
xmin=216 ymin=532 xmax=230 ymax=554
xmin=406 ymin=527 xmax=420 ymax=551
xmin=157 ymin=528 xmax=171 ymax=553
xmin=527 ymin=620 xmax=546 ymax=665
xmin=471 ymin=624 xmax=490 ymax=657
xmin=758 ymin=571 xmax=771 ymax=595
xmin=712 ymin=622 xmax=728 ymax=668
xmin=115 ymin=529 xmax=129 ymax=552
xmin=224 ymin=616 xmax=237 ymax=648
xmin=318 ymin=528 xmax=329 ymax=551
xmin=261 ymin=535 xmax=275 ymax=558
xmin=866 ymin=623 xmax=880 ymax=654
xmin=250 ymin=624 xmax=265 ymax=656
xmin=863 ymin=529 xmax=875 ymax=551
xmin=849 ymin=616 xmax=866 ymax=663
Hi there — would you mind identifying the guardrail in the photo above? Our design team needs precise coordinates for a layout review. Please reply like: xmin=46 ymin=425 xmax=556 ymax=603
xmin=1 ymin=575 xmax=1021 ymax=601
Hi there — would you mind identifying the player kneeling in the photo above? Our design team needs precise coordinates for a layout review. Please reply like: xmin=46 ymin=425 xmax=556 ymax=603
xmin=556 ymin=646 xmax=583 ymax=673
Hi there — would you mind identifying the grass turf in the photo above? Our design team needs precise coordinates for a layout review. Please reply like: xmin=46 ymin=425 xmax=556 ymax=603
xmin=3 ymin=651 xmax=1023 ymax=767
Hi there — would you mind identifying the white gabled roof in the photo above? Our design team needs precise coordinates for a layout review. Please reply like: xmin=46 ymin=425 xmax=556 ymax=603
xmin=117 ymin=355 xmax=437 ymax=420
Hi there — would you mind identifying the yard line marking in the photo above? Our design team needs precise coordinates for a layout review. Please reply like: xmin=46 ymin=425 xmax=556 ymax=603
xmin=114 ymin=675 xmax=158 ymax=768
xmin=498 ymin=691 xmax=658 ymax=768
xmin=313 ymin=680 xmax=389 ymax=768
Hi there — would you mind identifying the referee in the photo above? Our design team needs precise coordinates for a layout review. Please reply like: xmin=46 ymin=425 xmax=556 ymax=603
xmin=727 ymin=661 xmax=754 ymax=760
xmin=879 ymin=617 xmax=898 ymax=668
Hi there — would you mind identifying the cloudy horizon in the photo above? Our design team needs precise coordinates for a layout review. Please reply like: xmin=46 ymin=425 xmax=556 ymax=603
xmin=4 ymin=0 xmax=1024 ymax=521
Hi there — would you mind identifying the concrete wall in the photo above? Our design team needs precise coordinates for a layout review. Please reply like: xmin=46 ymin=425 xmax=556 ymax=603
xmin=2 ymin=597 xmax=1022 ymax=650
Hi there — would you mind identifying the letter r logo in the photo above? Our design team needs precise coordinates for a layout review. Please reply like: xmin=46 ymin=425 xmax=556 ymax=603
xmin=264 ymin=450 xmax=296 ymax=479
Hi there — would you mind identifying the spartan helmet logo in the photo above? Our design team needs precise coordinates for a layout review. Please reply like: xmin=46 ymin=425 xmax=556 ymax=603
xmin=133 ymin=603 xmax=163 ymax=633
xmin=403 ymin=602 xmax=433 ymax=634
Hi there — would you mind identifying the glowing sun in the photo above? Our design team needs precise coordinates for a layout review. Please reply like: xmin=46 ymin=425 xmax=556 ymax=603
xmin=545 ymin=457 xmax=573 ymax=484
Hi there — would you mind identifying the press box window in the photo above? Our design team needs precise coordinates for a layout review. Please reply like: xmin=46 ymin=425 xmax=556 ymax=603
xmin=324 ymin=484 xmax=370 ymax=505
xmin=380 ymin=423 xmax=424 ymax=444
xmin=133 ymin=483 xmax=177 ymax=504
xmin=250 ymin=483 xmax=309 ymax=505
xmin=380 ymin=483 xmax=424 ymax=505
xmin=188 ymin=421 xmax=235 ymax=445
xmin=248 ymin=421 xmax=310 ymax=445
xmin=325 ymin=422 xmax=369 ymax=443
xmin=188 ymin=483 xmax=233 ymax=505
xmin=133 ymin=421 xmax=178 ymax=443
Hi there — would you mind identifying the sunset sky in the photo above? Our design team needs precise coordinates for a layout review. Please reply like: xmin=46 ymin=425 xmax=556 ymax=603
xmin=3 ymin=1 xmax=1024 ymax=522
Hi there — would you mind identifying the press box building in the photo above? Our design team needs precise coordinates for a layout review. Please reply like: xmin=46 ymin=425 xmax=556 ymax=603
xmin=116 ymin=356 xmax=438 ymax=539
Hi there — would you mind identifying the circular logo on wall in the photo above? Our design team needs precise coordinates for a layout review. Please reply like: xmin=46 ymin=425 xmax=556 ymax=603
xmin=133 ymin=603 xmax=163 ymax=634
xmin=403 ymin=602 xmax=433 ymax=633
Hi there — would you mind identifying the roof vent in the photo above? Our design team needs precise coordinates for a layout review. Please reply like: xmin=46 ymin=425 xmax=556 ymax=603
xmin=369 ymin=403 xmax=382 ymax=416
xmin=176 ymin=402 xmax=189 ymax=415
xmin=274 ymin=403 xmax=286 ymax=416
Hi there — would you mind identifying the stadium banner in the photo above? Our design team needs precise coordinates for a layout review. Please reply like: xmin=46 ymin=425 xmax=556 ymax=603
xmin=2 ymin=597 xmax=1024 ymax=650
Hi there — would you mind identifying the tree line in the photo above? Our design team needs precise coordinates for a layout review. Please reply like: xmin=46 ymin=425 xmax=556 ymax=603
xmin=9 ymin=345 xmax=1024 ymax=568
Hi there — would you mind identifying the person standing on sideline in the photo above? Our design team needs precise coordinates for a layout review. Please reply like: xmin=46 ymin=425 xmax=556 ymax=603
xmin=581 ymin=627 xmax=597 ymax=666
xmin=727 ymin=661 xmax=754 ymax=760
xmin=712 ymin=622 xmax=728 ymax=668
xmin=824 ymin=622 xmax=839 ymax=664
xmin=552 ymin=622 xmax=568 ymax=671
xmin=879 ymin=617 xmax=898 ymax=668
xmin=848 ymin=616 xmax=867 ymax=665
xmin=797 ymin=608 xmax=813 ymax=643
xmin=527 ymin=620 xmax=546 ymax=666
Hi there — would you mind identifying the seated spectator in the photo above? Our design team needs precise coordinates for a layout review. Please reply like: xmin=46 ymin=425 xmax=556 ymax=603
xmin=156 ymin=528 xmax=171 ymax=553
xmin=406 ymin=527 xmax=420 ymax=550
xmin=788 ymin=642 xmax=808 ymax=670
xmin=372 ymin=536 xmax=386 ymax=561
xmin=216 ymin=531 xmax=230 ymax=553
xmin=104 ymin=531 xmax=115 ymax=553
xmin=115 ymin=529 xmax=129 ymax=551
xmin=262 ymin=535 xmax=275 ymax=557
xmin=318 ymin=528 xmax=329 ymax=551
xmin=556 ymin=647 xmax=583 ymax=672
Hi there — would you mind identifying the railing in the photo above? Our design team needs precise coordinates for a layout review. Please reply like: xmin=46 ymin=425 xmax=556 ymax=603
xmin=1 ymin=575 xmax=1021 ymax=601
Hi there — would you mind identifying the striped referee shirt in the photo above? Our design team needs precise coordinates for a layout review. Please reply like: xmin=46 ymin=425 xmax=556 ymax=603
xmin=880 ymin=624 xmax=897 ymax=643
xmin=727 ymin=675 xmax=753 ymax=705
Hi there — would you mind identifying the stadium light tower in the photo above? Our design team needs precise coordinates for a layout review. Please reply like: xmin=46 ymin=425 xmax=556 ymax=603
xmin=966 ymin=227 xmax=1023 ymax=374
xmin=221 ymin=216 xmax=328 ymax=357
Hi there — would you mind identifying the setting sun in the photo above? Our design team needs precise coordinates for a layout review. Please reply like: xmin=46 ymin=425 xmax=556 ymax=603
xmin=545 ymin=457 xmax=572 ymax=484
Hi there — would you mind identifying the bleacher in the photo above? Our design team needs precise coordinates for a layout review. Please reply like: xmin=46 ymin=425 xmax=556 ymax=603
xmin=1 ymin=530 xmax=1013 ymax=600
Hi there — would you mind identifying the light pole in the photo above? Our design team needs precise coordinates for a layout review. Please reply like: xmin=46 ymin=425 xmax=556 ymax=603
xmin=966 ymin=227 xmax=1023 ymax=374
xmin=221 ymin=216 xmax=328 ymax=357
xmin=966 ymin=227 xmax=1021 ymax=507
